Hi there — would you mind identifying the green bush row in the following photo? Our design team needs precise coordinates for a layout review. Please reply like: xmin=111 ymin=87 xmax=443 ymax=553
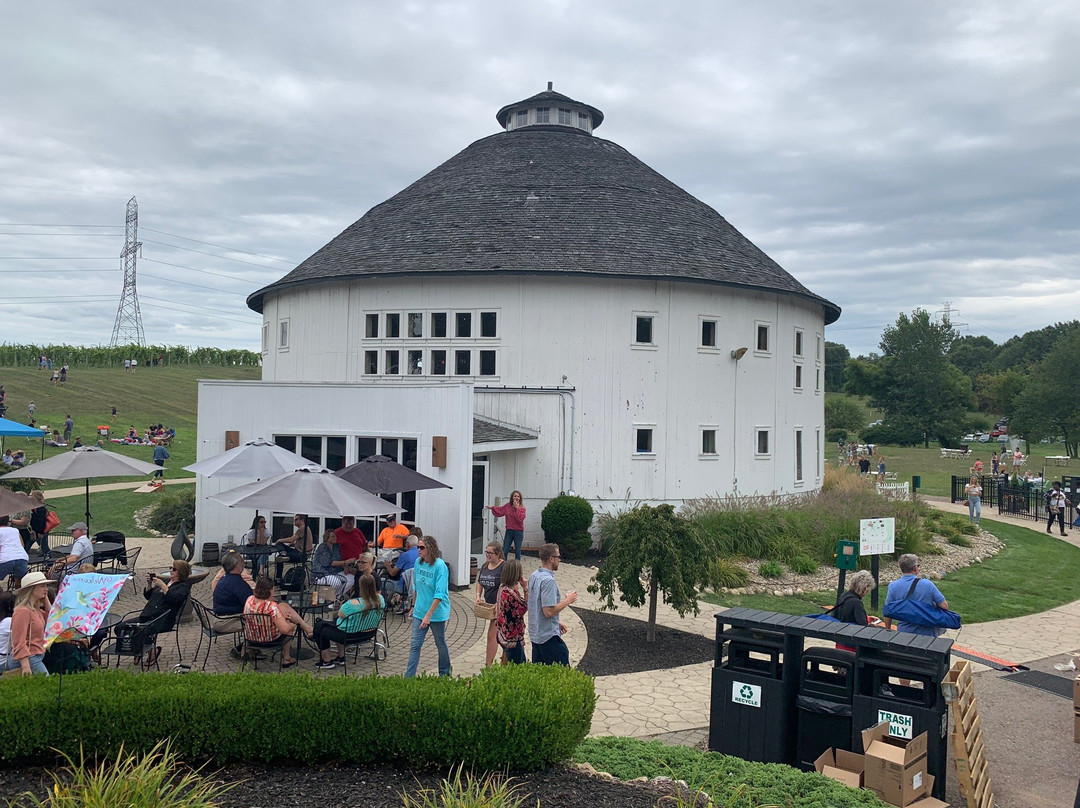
xmin=146 ymin=488 xmax=196 ymax=534
xmin=574 ymin=737 xmax=888 ymax=808
xmin=0 ymin=665 xmax=595 ymax=771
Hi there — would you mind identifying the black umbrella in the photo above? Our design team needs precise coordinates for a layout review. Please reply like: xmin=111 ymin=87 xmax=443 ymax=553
xmin=333 ymin=455 xmax=452 ymax=496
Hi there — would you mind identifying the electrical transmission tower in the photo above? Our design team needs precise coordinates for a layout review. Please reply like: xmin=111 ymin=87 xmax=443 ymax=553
xmin=109 ymin=196 xmax=146 ymax=347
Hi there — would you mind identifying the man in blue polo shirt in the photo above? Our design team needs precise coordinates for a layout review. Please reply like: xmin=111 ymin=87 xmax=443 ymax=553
xmin=212 ymin=553 xmax=253 ymax=634
xmin=883 ymin=553 xmax=949 ymax=637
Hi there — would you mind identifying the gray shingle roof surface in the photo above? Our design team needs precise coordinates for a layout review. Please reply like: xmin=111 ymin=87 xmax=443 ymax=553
xmin=473 ymin=417 xmax=535 ymax=444
xmin=248 ymin=127 xmax=839 ymax=323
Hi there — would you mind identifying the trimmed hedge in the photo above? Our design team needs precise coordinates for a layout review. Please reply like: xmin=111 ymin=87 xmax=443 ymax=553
xmin=0 ymin=665 xmax=595 ymax=770
xmin=540 ymin=495 xmax=594 ymax=542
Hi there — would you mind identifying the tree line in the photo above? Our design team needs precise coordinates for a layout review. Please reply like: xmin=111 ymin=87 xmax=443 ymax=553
xmin=0 ymin=343 xmax=261 ymax=367
xmin=826 ymin=315 xmax=1080 ymax=457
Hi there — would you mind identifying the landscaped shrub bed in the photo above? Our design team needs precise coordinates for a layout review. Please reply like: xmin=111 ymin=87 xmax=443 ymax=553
xmin=0 ymin=665 xmax=595 ymax=770
xmin=574 ymin=737 xmax=889 ymax=808
xmin=684 ymin=468 xmax=935 ymax=567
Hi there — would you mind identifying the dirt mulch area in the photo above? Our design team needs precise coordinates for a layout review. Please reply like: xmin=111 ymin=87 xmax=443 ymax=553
xmin=1 ymin=761 xmax=679 ymax=808
xmin=575 ymin=606 xmax=714 ymax=676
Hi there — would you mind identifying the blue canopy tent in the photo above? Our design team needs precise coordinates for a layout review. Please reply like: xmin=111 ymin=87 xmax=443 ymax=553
xmin=0 ymin=419 xmax=47 ymax=459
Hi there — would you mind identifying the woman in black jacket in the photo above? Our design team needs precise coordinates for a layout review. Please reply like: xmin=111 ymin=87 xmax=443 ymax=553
xmin=832 ymin=569 xmax=876 ymax=651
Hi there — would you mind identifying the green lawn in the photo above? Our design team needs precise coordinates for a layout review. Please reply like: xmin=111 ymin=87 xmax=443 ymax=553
xmin=699 ymin=518 xmax=1080 ymax=624
xmin=1 ymin=364 xmax=257 ymax=535
xmin=834 ymin=442 xmax=1071 ymax=497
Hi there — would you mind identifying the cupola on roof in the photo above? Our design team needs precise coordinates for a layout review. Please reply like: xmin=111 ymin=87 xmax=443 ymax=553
xmin=248 ymin=87 xmax=840 ymax=324
xmin=495 ymin=82 xmax=604 ymax=133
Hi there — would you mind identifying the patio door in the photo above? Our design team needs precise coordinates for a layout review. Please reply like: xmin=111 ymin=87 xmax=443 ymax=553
xmin=471 ymin=460 xmax=489 ymax=554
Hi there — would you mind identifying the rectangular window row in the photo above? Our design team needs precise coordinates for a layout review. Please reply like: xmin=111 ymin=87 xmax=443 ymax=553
xmin=365 ymin=310 xmax=497 ymax=340
xmin=364 ymin=348 xmax=498 ymax=377
xmin=632 ymin=426 xmax=814 ymax=483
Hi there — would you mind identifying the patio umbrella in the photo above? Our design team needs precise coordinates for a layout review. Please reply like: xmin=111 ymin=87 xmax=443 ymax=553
xmin=210 ymin=464 xmax=406 ymax=519
xmin=0 ymin=487 xmax=37 ymax=518
xmin=0 ymin=446 xmax=161 ymax=527
xmin=183 ymin=437 xmax=322 ymax=478
xmin=334 ymin=454 xmax=451 ymax=495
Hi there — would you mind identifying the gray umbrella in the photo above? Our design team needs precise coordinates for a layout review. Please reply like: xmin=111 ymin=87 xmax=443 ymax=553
xmin=0 ymin=487 xmax=37 ymax=519
xmin=0 ymin=446 xmax=161 ymax=527
xmin=183 ymin=437 xmax=322 ymax=478
xmin=334 ymin=455 xmax=451 ymax=495
xmin=210 ymin=464 xmax=405 ymax=519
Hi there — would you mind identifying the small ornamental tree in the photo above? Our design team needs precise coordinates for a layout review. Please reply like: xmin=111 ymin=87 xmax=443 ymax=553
xmin=588 ymin=504 xmax=720 ymax=643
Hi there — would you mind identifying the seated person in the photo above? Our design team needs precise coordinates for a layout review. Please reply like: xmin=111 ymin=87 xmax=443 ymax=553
xmin=377 ymin=514 xmax=409 ymax=551
xmin=382 ymin=533 xmax=420 ymax=608
xmin=50 ymin=521 xmax=94 ymax=577
xmin=72 ymin=436 xmax=84 ymax=449
xmin=274 ymin=513 xmax=312 ymax=580
xmin=242 ymin=577 xmax=312 ymax=667
xmin=9 ymin=450 xmax=24 ymax=468
xmin=1 ymin=451 xmax=13 ymax=466
xmin=334 ymin=516 xmax=367 ymax=560
xmin=127 ymin=426 xmax=139 ymax=442
xmin=313 ymin=573 xmax=384 ymax=669
xmin=312 ymin=530 xmax=351 ymax=598
xmin=211 ymin=553 xmax=254 ymax=632
xmin=115 ymin=559 xmax=192 ymax=667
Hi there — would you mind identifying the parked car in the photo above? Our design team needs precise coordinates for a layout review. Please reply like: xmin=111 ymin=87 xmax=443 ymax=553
xmin=963 ymin=433 xmax=975 ymax=442
xmin=977 ymin=433 xmax=991 ymax=442
xmin=868 ymin=420 xmax=883 ymax=427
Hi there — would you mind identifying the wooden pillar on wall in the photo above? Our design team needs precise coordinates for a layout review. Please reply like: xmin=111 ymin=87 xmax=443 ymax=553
xmin=225 ymin=430 xmax=240 ymax=451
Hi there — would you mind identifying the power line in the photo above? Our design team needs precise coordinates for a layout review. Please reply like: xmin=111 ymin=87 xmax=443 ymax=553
xmin=141 ymin=238 xmax=291 ymax=268
xmin=0 ymin=223 xmax=121 ymax=228
xmin=142 ymin=257 xmax=274 ymax=282
xmin=139 ymin=298 xmax=261 ymax=326
xmin=0 ymin=256 xmax=114 ymax=260
xmin=0 ymin=232 xmax=117 ymax=237
xmin=140 ymin=227 xmax=296 ymax=264
xmin=0 ymin=268 xmax=112 ymax=273
xmin=141 ymin=272 xmax=260 ymax=297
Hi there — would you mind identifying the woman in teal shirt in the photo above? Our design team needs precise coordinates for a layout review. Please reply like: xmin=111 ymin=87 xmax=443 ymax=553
xmin=405 ymin=535 xmax=451 ymax=677
xmin=313 ymin=573 xmax=383 ymax=669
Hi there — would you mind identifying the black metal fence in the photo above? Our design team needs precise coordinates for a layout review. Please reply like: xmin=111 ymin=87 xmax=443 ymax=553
xmin=952 ymin=474 xmax=1076 ymax=526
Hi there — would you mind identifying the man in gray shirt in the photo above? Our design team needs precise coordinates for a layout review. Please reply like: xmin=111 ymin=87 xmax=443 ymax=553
xmin=527 ymin=543 xmax=577 ymax=665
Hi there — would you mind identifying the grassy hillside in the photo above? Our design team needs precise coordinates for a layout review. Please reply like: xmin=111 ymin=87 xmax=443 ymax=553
xmin=0 ymin=365 xmax=260 ymax=527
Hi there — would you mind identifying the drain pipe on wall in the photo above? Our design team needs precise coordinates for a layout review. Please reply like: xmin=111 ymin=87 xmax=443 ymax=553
xmin=475 ymin=386 xmax=576 ymax=494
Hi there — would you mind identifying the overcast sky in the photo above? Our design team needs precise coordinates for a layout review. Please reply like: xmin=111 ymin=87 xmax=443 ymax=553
xmin=2 ymin=1 xmax=1076 ymax=356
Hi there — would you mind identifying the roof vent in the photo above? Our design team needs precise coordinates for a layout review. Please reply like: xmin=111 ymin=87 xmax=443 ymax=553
xmin=547 ymin=81 xmax=553 ymax=91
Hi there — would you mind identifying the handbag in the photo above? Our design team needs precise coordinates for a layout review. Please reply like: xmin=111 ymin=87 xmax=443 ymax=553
xmin=473 ymin=601 xmax=496 ymax=621
xmin=43 ymin=511 xmax=60 ymax=533
xmin=882 ymin=577 xmax=962 ymax=630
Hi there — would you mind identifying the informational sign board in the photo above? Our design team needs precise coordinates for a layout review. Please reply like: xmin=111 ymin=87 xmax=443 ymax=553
xmin=860 ymin=517 xmax=895 ymax=556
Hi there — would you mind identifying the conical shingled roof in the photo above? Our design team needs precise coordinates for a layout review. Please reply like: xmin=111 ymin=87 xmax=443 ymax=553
xmin=248 ymin=126 xmax=840 ymax=324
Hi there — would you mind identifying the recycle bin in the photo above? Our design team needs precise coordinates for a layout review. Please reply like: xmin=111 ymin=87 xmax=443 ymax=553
xmin=853 ymin=644 xmax=951 ymax=800
xmin=795 ymin=647 xmax=856 ymax=771
xmin=708 ymin=628 xmax=798 ymax=763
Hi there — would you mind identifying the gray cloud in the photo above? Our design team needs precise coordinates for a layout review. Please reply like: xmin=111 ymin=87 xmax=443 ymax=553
xmin=0 ymin=0 xmax=1076 ymax=354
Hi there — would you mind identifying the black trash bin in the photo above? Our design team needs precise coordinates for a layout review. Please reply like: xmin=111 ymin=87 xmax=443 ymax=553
xmin=853 ymin=644 xmax=951 ymax=801
xmin=795 ymin=646 xmax=856 ymax=771
xmin=708 ymin=628 xmax=798 ymax=763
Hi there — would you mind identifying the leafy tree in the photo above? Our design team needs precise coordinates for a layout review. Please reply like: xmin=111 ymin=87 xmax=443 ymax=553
xmin=824 ymin=396 xmax=867 ymax=436
xmin=1011 ymin=330 xmax=1080 ymax=457
xmin=991 ymin=321 xmax=1080 ymax=373
xmin=823 ymin=341 xmax=850 ymax=392
xmin=588 ymin=504 xmax=720 ymax=643
xmin=949 ymin=334 xmax=998 ymax=379
xmin=844 ymin=309 xmax=973 ymax=447
xmin=974 ymin=370 xmax=1026 ymax=415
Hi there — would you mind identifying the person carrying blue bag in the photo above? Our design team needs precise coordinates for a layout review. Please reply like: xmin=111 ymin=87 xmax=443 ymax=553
xmin=882 ymin=553 xmax=961 ymax=636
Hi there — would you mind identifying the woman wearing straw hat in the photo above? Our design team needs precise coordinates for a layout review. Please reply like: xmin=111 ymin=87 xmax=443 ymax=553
xmin=4 ymin=571 xmax=52 ymax=675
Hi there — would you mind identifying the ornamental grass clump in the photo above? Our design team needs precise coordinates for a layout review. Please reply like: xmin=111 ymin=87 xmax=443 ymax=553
xmin=6 ymin=741 xmax=234 ymax=808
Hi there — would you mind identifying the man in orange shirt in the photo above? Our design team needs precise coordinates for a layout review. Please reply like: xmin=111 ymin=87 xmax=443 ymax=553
xmin=377 ymin=515 xmax=409 ymax=550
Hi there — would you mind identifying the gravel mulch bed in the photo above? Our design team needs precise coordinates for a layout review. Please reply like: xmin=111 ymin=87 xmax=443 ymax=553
xmin=575 ymin=605 xmax=714 ymax=676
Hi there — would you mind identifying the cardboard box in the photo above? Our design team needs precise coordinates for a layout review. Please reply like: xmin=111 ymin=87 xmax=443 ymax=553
xmin=907 ymin=774 xmax=949 ymax=808
xmin=1074 ymin=712 xmax=1080 ymax=744
xmin=862 ymin=721 xmax=930 ymax=807
xmin=1074 ymin=675 xmax=1080 ymax=710
xmin=814 ymin=747 xmax=864 ymax=788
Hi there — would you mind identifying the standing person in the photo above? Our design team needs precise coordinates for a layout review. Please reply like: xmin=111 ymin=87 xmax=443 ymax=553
xmin=877 ymin=457 xmax=886 ymax=483
xmin=26 ymin=490 xmax=51 ymax=557
xmin=857 ymin=455 xmax=871 ymax=476
xmin=964 ymin=475 xmax=983 ymax=526
xmin=475 ymin=542 xmax=504 ymax=667
xmin=405 ymin=535 xmax=451 ymax=677
xmin=1012 ymin=447 xmax=1023 ymax=471
xmin=832 ymin=569 xmax=877 ymax=651
xmin=27 ymin=400 xmax=35 ymax=419
xmin=1046 ymin=481 xmax=1069 ymax=536
xmin=59 ymin=365 xmax=67 ymax=385
xmin=495 ymin=556 xmax=529 ymax=665
xmin=0 ymin=516 xmax=29 ymax=586
xmin=527 ymin=543 xmax=577 ymax=666
xmin=486 ymin=490 xmax=526 ymax=560
xmin=124 ymin=359 xmax=131 ymax=373
xmin=334 ymin=515 xmax=367 ymax=560
xmin=991 ymin=451 xmax=999 ymax=475
xmin=4 ymin=571 xmax=52 ymax=675
xmin=883 ymin=554 xmax=950 ymax=637
xmin=51 ymin=369 xmax=59 ymax=386
xmin=62 ymin=415 xmax=73 ymax=445
xmin=152 ymin=442 xmax=170 ymax=479
xmin=111 ymin=405 xmax=117 ymax=420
